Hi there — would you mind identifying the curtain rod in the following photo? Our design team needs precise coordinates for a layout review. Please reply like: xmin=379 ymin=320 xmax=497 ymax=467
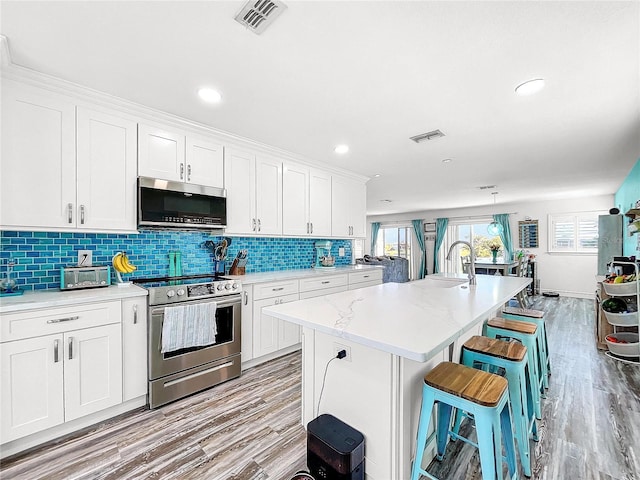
xmin=439 ymin=212 xmax=519 ymax=221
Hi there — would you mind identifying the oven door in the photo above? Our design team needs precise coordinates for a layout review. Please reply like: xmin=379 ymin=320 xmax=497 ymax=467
xmin=148 ymin=295 xmax=241 ymax=381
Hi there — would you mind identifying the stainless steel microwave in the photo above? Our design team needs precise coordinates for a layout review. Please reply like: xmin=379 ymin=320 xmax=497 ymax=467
xmin=138 ymin=177 xmax=227 ymax=229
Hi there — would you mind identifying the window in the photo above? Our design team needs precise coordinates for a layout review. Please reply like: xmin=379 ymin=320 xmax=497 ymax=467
xmin=374 ymin=225 xmax=413 ymax=277
xmin=548 ymin=212 xmax=602 ymax=253
xmin=441 ymin=219 xmax=504 ymax=274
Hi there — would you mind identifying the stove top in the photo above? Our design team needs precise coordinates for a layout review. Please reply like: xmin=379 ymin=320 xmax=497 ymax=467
xmin=133 ymin=274 xmax=242 ymax=305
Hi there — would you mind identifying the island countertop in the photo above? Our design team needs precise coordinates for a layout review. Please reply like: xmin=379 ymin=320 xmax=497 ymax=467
xmin=263 ymin=274 xmax=530 ymax=362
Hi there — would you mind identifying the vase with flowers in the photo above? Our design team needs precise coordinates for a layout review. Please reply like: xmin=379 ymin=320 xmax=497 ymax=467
xmin=489 ymin=242 xmax=500 ymax=263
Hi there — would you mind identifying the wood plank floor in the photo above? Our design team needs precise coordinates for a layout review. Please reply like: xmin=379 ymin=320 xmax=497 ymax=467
xmin=1 ymin=296 xmax=639 ymax=479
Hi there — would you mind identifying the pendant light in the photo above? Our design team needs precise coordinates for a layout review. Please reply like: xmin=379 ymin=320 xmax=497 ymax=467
xmin=487 ymin=192 xmax=503 ymax=236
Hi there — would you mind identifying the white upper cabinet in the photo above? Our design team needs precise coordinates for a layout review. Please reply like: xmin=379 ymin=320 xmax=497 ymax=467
xmin=76 ymin=107 xmax=137 ymax=231
xmin=331 ymin=174 xmax=367 ymax=237
xmin=0 ymin=80 xmax=137 ymax=232
xmin=1 ymin=80 xmax=76 ymax=229
xmin=224 ymin=147 xmax=282 ymax=235
xmin=282 ymin=164 xmax=332 ymax=237
xmin=138 ymin=123 xmax=223 ymax=188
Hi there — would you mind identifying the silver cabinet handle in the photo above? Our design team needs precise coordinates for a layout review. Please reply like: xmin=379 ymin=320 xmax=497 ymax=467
xmin=80 ymin=205 xmax=85 ymax=225
xmin=243 ymin=291 xmax=248 ymax=305
xmin=272 ymin=287 xmax=284 ymax=291
xmin=322 ymin=281 xmax=330 ymax=284
xmin=252 ymin=218 xmax=256 ymax=232
xmin=180 ymin=163 xmax=184 ymax=180
xmin=363 ymin=275 xmax=370 ymax=278
xmin=257 ymin=219 xmax=261 ymax=232
xmin=306 ymin=222 xmax=309 ymax=234
xmin=67 ymin=203 xmax=73 ymax=224
xmin=47 ymin=316 xmax=79 ymax=324
xmin=68 ymin=337 xmax=74 ymax=360
xmin=133 ymin=304 xmax=138 ymax=324
xmin=187 ymin=164 xmax=192 ymax=181
xmin=310 ymin=222 xmax=313 ymax=234
xmin=54 ymin=339 xmax=60 ymax=363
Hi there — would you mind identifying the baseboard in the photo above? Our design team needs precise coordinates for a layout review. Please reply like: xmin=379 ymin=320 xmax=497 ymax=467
xmin=539 ymin=289 xmax=595 ymax=300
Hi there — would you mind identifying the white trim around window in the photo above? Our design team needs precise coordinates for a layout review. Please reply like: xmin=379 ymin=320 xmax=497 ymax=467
xmin=547 ymin=211 xmax=605 ymax=254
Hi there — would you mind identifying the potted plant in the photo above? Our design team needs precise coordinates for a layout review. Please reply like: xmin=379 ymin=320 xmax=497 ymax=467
xmin=489 ymin=242 xmax=501 ymax=263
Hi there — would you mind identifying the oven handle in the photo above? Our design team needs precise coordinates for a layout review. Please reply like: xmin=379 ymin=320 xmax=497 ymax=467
xmin=149 ymin=295 xmax=241 ymax=316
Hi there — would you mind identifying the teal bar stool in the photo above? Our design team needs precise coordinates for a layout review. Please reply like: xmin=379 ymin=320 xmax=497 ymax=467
xmin=484 ymin=318 xmax=543 ymax=419
xmin=453 ymin=336 xmax=538 ymax=477
xmin=502 ymin=306 xmax=551 ymax=385
xmin=411 ymin=361 xmax=518 ymax=480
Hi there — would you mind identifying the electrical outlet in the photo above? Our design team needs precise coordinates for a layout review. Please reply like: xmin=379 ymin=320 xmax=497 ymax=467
xmin=333 ymin=343 xmax=352 ymax=362
xmin=338 ymin=247 xmax=345 ymax=257
xmin=77 ymin=250 xmax=92 ymax=267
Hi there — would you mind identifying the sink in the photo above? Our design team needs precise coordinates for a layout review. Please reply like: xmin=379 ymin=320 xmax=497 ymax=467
xmin=419 ymin=277 xmax=468 ymax=288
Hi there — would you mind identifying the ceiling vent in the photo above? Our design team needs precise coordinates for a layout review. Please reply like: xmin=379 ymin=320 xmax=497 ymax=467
xmin=234 ymin=0 xmax=287 ymax=34
xmin=410 ymin=129 xmax=445 ymax=143
xmin=478 ymin=185 xmax=498 ymax=190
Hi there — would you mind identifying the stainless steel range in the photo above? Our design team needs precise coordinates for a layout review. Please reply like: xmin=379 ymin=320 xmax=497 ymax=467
xmin=133 ymin=274 xmax=242 ymax=408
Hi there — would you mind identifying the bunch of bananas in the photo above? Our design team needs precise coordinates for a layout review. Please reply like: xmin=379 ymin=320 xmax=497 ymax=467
xmin=112 ymin=252 xmax=137 ymax=274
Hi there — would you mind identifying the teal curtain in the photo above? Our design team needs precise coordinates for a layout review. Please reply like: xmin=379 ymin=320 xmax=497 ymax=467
xmin=433 ymin=218 xmax=449 ymax=273
xmin=370 ymin=222 xmax=381 ymax=255
xmin=411 ymin=219 xmax=427 ymax=279
xmin=494 ymin=213 xmax=513 ymax=262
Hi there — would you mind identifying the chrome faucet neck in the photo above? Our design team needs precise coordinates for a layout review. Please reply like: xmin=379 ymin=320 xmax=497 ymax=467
xmin=445 ymin=240 xmax=477 ymax=285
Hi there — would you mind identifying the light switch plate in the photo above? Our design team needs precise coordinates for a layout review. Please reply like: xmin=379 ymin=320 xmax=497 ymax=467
xmin=78 ymin=250 xmax=92 ymax=267
xmin=338 ymin=247 xmax=345 ymax=257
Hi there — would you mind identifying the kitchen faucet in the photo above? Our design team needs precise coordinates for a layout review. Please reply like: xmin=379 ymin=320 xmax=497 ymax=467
xmin=446 ymin=240 xmax=477 ymax=285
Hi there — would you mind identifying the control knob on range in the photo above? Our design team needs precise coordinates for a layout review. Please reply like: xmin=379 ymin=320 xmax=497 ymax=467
xmin=216 ymin=284 xmax=225 ymax=291
xmin=166 ymin=289 xmax=176 ymax=298
xmin=176 ymin=288 xmax=185 ymax=296
xmin=232 ymin=283 xmax=239 ymax=290
xmin=224 ymin=283 xmax=231 ymax=290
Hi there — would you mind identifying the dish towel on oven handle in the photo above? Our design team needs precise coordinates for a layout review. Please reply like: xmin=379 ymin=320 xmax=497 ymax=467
xmin=161 ymin=303 xmax=218 ymax=354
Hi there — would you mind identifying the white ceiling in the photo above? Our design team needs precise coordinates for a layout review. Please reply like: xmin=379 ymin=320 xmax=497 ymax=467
xmin=1 ymin=1 xmax=639 ymax=215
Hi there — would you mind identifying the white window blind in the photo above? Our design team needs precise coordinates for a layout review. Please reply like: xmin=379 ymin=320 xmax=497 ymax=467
xmin=548 ymin=212 xmax=601 ymax=253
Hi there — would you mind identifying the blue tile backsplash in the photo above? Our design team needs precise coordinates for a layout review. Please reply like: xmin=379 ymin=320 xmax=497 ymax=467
xmin=0 ymin=230 xmax=353 ymax=291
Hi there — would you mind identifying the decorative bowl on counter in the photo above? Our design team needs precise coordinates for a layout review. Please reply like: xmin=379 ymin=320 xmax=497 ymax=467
xmin=605 ymin=333 xmax=640 ymax=357
xmin=604 ymin=310 xmax=639 ymax=327
xmin=602 ymin=279 xmax=638 ymax=296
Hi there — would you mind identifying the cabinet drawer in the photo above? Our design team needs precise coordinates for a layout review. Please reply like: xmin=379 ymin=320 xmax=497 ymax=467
xmin=299 ymin=285 xmax=348 ymax=299
xmin=1 ymin=301 xmax=122 ymax=343
xmin=253 ymin=280 xmax=299 ymax=300
xmin=299 ymin=275 xmax=348 ymax=293
xmin=349 ymin=280 xmax=383 ymax=290
xmin=349 ymin=269 xmax=383 ymax=285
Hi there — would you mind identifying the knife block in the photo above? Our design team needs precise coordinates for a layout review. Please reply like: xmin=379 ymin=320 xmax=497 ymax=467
xmin=229 ymin=258 xmax=245 ymax=276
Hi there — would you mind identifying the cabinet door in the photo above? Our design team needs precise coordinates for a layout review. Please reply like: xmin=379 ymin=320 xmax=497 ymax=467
xmin=255 ymin=155 xmax=283 ymax=235
xmin=240 ymin=286 xmax=254 ymax=364
xmin=350 ymin=180 xmax=367 ymax=237
xmin=282 ymin=162 xmax=310 ymax=236
xmin=186 ymin=136 xmax=224 ymax=188
xmin=331 ymin=175 xmax=352 ymax=237
xmin=224 ymin=147 xmax=256 ymax=234
xmin=138 ymin=124 xmax=185 ymax=182
xmin=76 ymin=107 xmax=138 ymax=231
xmin=64 ymin=324 xmax=123 ymax=421
xmin=0 ymin=334 xmax=64 ymax=443
xmin=308 ymin=169 xmax=332 ymax=237
xmin=253 ymin=297 xmax=281 ymax=358
xmin=121 ymin=298 xmax=147 ymax=402
xmin=1 ymin=80 xmax=76 ymax=229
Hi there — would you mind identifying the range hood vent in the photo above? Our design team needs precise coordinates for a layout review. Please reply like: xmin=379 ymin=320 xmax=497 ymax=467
xmin=410 ymin=129 xmax=445 ymax=143
xmin=234 ymin=0 xmax=287 ymax=34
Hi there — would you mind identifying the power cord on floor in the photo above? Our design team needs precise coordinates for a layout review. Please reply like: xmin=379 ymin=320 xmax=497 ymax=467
xmin=316 ymin=349 xmax=347 ymax=417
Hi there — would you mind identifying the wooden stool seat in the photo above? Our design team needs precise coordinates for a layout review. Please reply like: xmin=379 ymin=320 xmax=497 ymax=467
xmin=424 ymin=361 xmax=507 ymax=407
xmin=463 ymin=335 xmax=527 ymax=362
xmin=503 ymin=306 xmax=544 ymax=319
xmin=488 ymin=317 xmax=537 ymax=335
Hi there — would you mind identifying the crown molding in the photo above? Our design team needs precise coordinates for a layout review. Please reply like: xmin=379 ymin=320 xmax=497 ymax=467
xmin=0 ymin=35 xmax=368 ymax=183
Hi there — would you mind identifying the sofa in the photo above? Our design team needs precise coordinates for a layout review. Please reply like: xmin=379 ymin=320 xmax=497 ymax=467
xmin=356 ymin=255 xmax=410 ymax=283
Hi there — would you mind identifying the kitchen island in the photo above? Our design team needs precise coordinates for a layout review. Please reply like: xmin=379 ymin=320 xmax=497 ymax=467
xmin=263 ymin=274 xmax=530 ymax=480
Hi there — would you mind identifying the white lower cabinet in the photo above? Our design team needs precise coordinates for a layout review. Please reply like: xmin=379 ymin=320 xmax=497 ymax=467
xmin=253 ymin=293 xmax=300 ymax=358
xmin=348 ymin=269 xmax=383 ymax=289
xmin=121 ymin=297 xmax=147 ymax=402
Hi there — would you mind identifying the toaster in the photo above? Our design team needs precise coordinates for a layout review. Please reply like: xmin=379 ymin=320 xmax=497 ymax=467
xmin=60 ymin=266 xmax=111 ymax=290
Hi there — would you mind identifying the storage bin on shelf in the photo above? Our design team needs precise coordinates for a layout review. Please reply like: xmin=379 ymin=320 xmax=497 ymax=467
xmin=602 ymin=280 xmax=638 ymax=296
xmin=604 ymin=310 xmax=639 ymax=327
xmin=605 ymin=333 xmax=640 ymax=358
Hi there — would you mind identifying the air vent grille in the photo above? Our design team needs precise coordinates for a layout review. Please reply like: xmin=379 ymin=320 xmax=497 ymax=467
xmin=410 ymin=129 xmax=445 ymax=143
xmin=478 ymin=185 xmax=498 ymax=190
xmin=234 ymin=0 xmax=287 ymax=34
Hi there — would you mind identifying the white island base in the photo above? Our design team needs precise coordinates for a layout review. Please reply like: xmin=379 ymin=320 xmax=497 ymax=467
xmin=264 ymin=274 xmax=530 ymax=479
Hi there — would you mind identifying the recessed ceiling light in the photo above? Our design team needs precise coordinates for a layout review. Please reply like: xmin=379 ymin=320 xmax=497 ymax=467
xmin=373 ymin=174 xmax=381 ymax=178
xmin=198 ymin=87 xmax=222 ymax=104
xmin=334 ymin=145 xmax=349 ymax=154
xmin=442 ymin=158 xmax=452 ymax=164
xmin=515 ymin=78 xmax=545 ymax=96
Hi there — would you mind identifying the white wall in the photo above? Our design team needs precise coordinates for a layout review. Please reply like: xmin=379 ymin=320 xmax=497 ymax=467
xmin=368 ymin=194 xmax=614 ymax=298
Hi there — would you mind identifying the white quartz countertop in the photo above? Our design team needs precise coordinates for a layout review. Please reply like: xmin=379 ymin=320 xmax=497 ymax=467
xmin=263 ymin=274 xmax=531 ymax=362
xmin=0 ymin=284 xmax=148 ymax=314
xmin=226 ymin=264 xmax=383 ymax=285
